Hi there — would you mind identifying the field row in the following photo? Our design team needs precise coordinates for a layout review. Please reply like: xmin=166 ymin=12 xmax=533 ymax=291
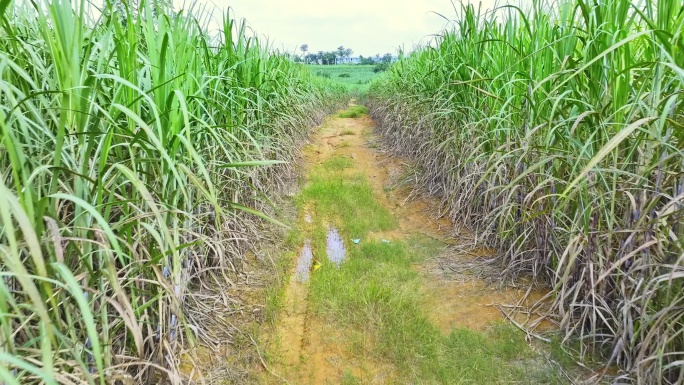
xmin=0 ymin=2 xmax=346 ymax=383
xmin=367 ymin=1 xmax=684 ymax=383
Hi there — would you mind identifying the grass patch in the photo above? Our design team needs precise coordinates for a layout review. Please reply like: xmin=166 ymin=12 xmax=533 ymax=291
xmin=263 ymin=249 xmax=296 ymax=325
xmin=308 ymin=238 xmax=556 ymax=383
xmin=322 ymin=155 xmax=354 ymax=171
xmin=298 ymin=173 xmax=395 ymax=238
xmin=338 ymin=105 xmax=369 ymax=118
xmin=341 ymin=370 xmax=361 ymax=385
xmin=340 ymin=129 xmax=355 ymax=136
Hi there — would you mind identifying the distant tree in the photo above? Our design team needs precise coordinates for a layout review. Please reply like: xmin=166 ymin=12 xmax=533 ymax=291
xmin=300 ymin=44 xmax=309 ymax=63
xmin=306 ymin=53 xmax=318 ymax=64
xmin=336 ymin=46 xmax=346 ymax=64
xmin=359 ymin=56 xmax=375 ymax=65
xmin=382 ymin=53 xmax=393 ymax=63
xmin=323 ymin=51 xmax=337 ymax=65
xmin=345 ymin=48 xmax=353 ymax=60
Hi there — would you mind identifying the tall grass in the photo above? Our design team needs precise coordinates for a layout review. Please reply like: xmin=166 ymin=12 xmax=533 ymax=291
xmin=367 ymin=0 xmax=683 ymax=383
xmin=0 ymin=0 xmax=346 ymax=383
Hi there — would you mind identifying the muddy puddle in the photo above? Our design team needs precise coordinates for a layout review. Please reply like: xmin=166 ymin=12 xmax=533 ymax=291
xmin=295 ymin=240 xmax=314 ymax=282
xmin=325 ymin=227 xmax=346 ymax=266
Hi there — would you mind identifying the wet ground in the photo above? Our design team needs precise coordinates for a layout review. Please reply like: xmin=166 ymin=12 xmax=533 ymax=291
xmin=294 ymin=241 xmax=314 ymax=283
xmin=325 ymin=228 xmax=346 ymax=267
xmin=258 ymin=107 xmax=561 ymax=384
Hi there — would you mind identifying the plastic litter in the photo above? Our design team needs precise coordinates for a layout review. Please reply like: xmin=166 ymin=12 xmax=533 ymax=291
xmin=352 ymin=238 xmax=361 ymax=244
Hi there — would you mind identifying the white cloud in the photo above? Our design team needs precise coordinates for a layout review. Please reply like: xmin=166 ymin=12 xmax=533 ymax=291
xmin=176 ymin=0 xmax=523 ymax=56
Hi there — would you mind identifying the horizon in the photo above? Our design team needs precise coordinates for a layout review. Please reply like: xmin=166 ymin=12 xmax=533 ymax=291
xmin=174 ymin=0 xmax=514 ymax=57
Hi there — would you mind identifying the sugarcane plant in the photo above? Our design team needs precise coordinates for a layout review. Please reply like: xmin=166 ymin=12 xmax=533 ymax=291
xmin=367 ymin=0 xmax=683 ymax=383
xmin=0 ymin=0 xmax=347 ymax=383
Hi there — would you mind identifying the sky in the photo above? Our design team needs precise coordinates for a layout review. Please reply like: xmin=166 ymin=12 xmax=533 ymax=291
xmin=175 ymin=0 xmax=503 ymax=57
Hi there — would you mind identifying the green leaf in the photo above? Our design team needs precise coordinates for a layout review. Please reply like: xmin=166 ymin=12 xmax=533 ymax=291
xmin=226 ymin=201 xmax=289 ymax=229
xmin=218 ymin=160 xmax=288 ymax=168
xmin=560 ymin=118 xmax=655 ymax=197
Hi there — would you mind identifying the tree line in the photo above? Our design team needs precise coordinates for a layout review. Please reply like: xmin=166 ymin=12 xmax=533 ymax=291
xmin=297 ymin=44 xmax=393 ymax=65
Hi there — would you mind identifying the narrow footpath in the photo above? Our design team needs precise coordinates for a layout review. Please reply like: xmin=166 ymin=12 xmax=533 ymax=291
xmin=261 ymin=105 xmax=569 ymax=384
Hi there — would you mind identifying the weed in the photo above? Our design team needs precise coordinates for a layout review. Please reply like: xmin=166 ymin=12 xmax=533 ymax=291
xmin=338 ymin=106 xmax=369 ymax=118
xmin=322 ymin=155 xmax=354 ymax=171
xmin=298 ymin=174 xmax=395 ymax=238
xmin=341 ymin=370 xmax=361 ymax=385
xmin=264 ymin=249 xmax=296 ymax=325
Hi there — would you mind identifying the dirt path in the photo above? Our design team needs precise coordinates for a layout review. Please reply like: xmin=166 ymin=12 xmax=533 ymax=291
xmin=261 ymin=106 xmax=559 ymax=384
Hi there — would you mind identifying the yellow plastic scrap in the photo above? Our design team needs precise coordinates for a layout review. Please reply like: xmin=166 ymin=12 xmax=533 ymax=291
xmin=312 ymin=259 xmax=322 ymax=272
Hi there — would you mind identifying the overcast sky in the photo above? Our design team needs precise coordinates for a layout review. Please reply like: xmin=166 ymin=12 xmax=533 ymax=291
xmin=176 ymin=0 xmax=506 ymax=57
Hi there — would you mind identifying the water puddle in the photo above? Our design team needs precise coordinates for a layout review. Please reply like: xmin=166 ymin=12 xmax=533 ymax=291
xmin=326 ymin=228 xmax=346 ymax=267
xmin=295 ymin=240 xmax=313 ymax=282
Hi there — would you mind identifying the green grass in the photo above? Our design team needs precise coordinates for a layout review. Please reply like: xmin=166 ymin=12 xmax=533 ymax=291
xmin=322 ymin=155 xmax=355 ymax=171
xmin=341 ymin=370 xmax=362 ymax=385
xmin=264 ymin=248 xmax=297 ymax=325
xmin=298 ymin=171 xmax=395 ymax=239
xmin=297 ymin=156 xmax=564 ymax=383
xmin=309 ymin=237 xmax=557 ymax=383
xmin=338 ymin=106 xmax=369 ymax=118
xmin=308 ymin=65 xmax=380 ymax=92
xmin=367 ymin=0 xmax=684 ymax=382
